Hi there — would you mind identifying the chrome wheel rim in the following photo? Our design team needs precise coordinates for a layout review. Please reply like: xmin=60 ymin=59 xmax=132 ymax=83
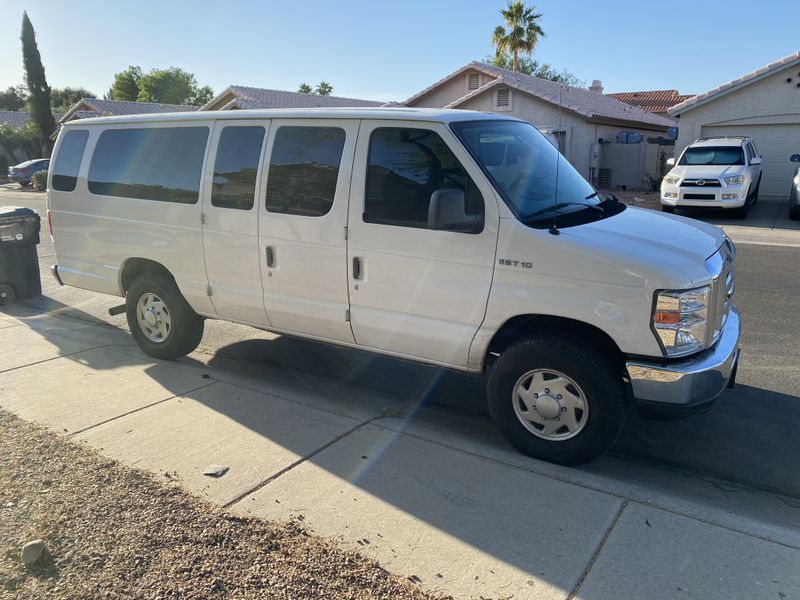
xmin=136 ymin=293 xmax=171 ymax=343
xmin=512 ymin=369 xmax=589 ymax=441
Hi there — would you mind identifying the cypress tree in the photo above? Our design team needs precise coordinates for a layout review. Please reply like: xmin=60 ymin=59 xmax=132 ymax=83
xmin=21 ymin=11 xmax=56 ymax=150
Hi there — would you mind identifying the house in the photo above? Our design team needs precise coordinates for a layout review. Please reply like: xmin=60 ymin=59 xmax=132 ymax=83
xmin=1 ymin=110 xmax=63 ymax=165
xmin=59 ymin=98 xmax=198 ymax=124
xmin=405 ymin=62 xmax=677 ymax=190
xmin=201 ymin=85 xmax=382 ymax=111
xmin=607 ymin=89 xmax=694 ymax=118
xmin=0 ymin=111 xmax=33 ymax=130
xmin=669 ymin=49 xmax=800 ymax=197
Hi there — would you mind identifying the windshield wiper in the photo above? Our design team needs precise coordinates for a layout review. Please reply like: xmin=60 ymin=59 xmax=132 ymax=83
xmin=526 ymin=201 xmax=604 ymax=219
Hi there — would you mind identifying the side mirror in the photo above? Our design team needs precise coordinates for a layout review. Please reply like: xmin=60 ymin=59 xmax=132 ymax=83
xmin=750 ymin=156 xmax=762 ymax=166
xmin=791 ymin=154 xmax=800 ymax=163
xmin=665 ymin=157 xmax=676 ymax=167
xmin=428 ymin=189 xmax=481 ymax=233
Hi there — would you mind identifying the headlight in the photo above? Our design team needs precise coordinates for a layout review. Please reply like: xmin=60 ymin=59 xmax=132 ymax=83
xmin=652 ymin=286 xmax=711 ymax=357
xmin=724 ymin=175 xmax=744 ymax=185
xmin=663 ymin=175 xmax=680 ymax=185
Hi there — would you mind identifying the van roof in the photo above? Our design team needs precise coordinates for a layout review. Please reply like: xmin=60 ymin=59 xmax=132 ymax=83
xmin=61 ymin=107 xmax=521 ymax=127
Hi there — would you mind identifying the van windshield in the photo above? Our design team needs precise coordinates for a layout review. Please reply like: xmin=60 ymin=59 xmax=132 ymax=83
xmin=451 ymin=120 xmax=615 ymax=226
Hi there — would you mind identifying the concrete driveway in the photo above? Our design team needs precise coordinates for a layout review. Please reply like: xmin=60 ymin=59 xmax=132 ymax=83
xmin=2 ymin=186 xmax=800 ymax=599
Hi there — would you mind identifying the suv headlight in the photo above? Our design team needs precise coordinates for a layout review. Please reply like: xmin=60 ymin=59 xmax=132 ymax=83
xmin=724 ymin=175 xmax=744 ymax=185
xmin=663 ymin=175 xmax=680 ymax=185
xmin=652 ymin=286 xmax=711 ymax=357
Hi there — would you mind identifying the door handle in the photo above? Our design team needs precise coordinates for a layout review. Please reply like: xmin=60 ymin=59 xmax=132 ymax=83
xmin=352 ymin=256 xmax=362 ymax=280
xmin=266 ymin=246 xmax=275 ymax=268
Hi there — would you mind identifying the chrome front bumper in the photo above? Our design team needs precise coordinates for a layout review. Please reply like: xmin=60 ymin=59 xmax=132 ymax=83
xmin=626 ymin=305 xmax=740 ymax=412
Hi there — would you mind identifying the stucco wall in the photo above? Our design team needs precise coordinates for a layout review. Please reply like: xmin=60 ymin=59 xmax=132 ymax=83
xmin=409 ymin=69 xmax=497 ymax=108
xmin=673 ymin=65 xmax=800 ymax=154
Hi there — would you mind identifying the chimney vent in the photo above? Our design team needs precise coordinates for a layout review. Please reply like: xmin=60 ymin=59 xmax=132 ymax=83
xmin=589 ymin=79 xmax=604 ymax=94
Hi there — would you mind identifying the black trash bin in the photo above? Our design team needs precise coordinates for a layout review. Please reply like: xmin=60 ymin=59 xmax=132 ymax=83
xmin=0 ymin=206 xmax=42 ymax=305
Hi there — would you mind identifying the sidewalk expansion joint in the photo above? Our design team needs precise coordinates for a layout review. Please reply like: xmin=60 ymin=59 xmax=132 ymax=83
xmin=68 ymin=380 xmax=220 ymax=437
xmin=368 ymin=420 xmax=800 ymax=551
xmin=567 ymin=499 xmax=627 ymax=600
xmin=0 ymin=344 xmax=134 ymax=376
xmin=222 ymin=416 xmax=383 ymax=509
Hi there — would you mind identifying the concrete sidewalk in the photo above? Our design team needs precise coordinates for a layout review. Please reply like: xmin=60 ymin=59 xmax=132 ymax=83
xmin=2 ymin=304 xmax=799 ymax=600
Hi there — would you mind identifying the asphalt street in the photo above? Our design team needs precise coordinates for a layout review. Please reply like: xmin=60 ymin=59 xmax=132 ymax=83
xmin=5 ymin=186 xmax=800 ymax=501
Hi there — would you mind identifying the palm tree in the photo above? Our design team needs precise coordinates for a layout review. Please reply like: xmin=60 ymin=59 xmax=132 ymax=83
xmin=491 ymin=1 xmax=545 ymax=72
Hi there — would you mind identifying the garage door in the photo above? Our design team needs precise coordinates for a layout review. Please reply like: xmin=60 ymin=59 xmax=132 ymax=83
xmin=702 ymin=124 xmax=800 ymax=197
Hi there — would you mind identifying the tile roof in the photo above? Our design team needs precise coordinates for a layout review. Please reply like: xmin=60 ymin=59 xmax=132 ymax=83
xmin=435 ymin=62 xmax=675 ymax=129
xmin=669 ymin=49 xmax=800 ymax=115
xmin=0 ymin=111 xmax=30 ymax=129
xmin=60 ymin=98 xmax=198 ymax=123
xmin=204 ymin=86 xmax=383 ymax=110
xmin=607 ymin=90 xmax=694 ymax=114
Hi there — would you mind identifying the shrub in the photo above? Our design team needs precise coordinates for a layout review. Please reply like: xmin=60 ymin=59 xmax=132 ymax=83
xmin=32 ymin=169 xmax=48 ymax=191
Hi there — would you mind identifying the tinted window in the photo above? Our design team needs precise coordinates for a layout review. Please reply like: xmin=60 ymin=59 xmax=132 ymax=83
xmin=265 ymin=126 xmax=345 ymax=216
xmin=365 ymin=128 xmax=484 ymax=231
xmin=52 ymin=130 xmax=88 ymax=192
xmin=88 ymin=127 xmax=209 ymax=203
xmin=679 ymin=146 xmax=744 ymax=166
xmin=211 ymin=126 xmax=265 ymax=210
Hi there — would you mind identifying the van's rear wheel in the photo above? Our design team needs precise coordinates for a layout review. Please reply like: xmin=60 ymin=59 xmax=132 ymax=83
xmin=126 ymin=273 xmax=203 ymax=360
xmin=487 ymin=335 xmax=625 ymax=466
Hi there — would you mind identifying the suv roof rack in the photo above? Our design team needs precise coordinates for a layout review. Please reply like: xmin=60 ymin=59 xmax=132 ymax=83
xmin=695 ymin=136 xmax=749 ymax=142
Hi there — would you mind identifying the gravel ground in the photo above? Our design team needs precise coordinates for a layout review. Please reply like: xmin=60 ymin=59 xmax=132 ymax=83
xmin=0 ymin=410 xmax=450 ymax=600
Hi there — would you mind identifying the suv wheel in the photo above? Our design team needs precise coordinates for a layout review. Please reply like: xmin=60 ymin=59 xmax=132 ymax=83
xmin=487 ymin=334 xmax=625 ymax=466
xmin=790 ymin=204 xmax=800 ymax=221
xmin=661 ymin=205 xmax=675 ymax=214
xmin=126 ymin=273 xmax=204 ymax=360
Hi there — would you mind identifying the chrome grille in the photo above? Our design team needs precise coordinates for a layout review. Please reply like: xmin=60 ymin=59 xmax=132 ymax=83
xmin=681 ymin=179 xmax=722 ymax=187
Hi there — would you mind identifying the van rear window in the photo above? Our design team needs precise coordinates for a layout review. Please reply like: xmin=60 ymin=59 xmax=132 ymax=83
xmin=88 ymin=127 xmax=209 ymax=203
xmin=52 ymin=130 xmax=89 ymax=192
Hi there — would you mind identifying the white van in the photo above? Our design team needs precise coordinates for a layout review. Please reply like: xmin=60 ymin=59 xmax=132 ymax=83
xmin=47 ymin=108 xmax=740 ymax=465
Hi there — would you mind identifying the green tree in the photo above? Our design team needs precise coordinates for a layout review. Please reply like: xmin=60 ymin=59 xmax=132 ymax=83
xmin=107 ymin=66 xmax=143 ymax=101
xmin=485 ymin=54 xmax=584 ymax=87
xmin=0 ymin=85 xmax=28 ymax=111
xmin=297 ymin=82 xmax=313 ymax=94
xmin=51 ymin=87 xmax=97 ymax=112
xmin=107 ymin=66 xmax=213 ymax=106
xmin=314 ymin=81 xmax=333 ymax=96
xmin=20 ymin=12 xmax=55 ymax=147
xmin=491 ymin=1 xmax=545 ymax=72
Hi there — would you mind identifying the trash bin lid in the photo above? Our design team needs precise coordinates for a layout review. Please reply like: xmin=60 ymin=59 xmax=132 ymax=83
xmin=0 ymin=206 xmax=40 ymax=224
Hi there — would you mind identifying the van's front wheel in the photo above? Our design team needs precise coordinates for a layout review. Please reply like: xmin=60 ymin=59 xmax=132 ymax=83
xmin=487 ymin=335 xmax=625 ymax=466
xmin=126 ymin=273 xmax=204 ymax=360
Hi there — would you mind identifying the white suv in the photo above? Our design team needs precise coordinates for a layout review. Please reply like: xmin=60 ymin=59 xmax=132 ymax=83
xmin=661 ymin=136 xmax=762 ymax=218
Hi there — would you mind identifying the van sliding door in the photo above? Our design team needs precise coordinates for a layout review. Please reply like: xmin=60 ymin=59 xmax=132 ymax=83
xmin=200 ymin=119 xmax=271 ymax=325
xmin=258 ymin=119 xmax=358 ymax=343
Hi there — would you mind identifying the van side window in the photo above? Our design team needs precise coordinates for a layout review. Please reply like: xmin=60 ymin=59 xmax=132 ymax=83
xmin=266 ymin=126 xmax=345 ymax=216
xmin=88 ymin=127 xmax=209 ymax=204
xmin=211 ymin=126 xmax=265 ymax=210
xmin=364 ymin=128 xmax=484 ymax=232
xmin=51 ymin=130 xmax=89 ymax=192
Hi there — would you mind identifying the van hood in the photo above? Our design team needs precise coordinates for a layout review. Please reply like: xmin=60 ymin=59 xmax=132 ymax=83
xmin=670 ymin=164 xmax=744 ymax=179
xmin=563 ymin=206 xmax=726 ymax=285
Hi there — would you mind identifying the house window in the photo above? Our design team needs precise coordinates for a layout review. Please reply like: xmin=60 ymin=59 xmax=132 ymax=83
xmin=467 ymin=73 xmax=480 ymax=90
xmin=496 ymin=88 xmax=511 ymax=108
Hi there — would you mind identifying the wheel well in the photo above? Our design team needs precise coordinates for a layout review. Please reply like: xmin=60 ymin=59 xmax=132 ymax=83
xmin=119 ymin=258 xmax=175 ymax=293
xmin=485 ymin=315 xmax=626 ymax=373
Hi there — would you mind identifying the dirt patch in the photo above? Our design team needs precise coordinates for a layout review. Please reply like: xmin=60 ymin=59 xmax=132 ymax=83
xmin=0 ymin=410 xmax=449 ymax=599
xmin=603 ymin=189 xmax=661 ymax=211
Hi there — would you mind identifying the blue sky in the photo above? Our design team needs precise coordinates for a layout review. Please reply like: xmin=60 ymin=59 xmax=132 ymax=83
xmin=1 ymin=0 xmax=796 ymax=103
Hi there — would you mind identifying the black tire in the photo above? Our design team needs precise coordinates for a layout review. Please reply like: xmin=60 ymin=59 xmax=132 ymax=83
xmin=487 ymin=334 xmax=625 ymax=466
xmin=125 ymin=272 xmax=204 ymax=360
xmin=19 ymin=180 xmax=31 ymax=188
xmin=790 ymin=204 xmax=800 ymax=221
xmin=751 ymin=180 xmax=760 ymax=205
xmin=661 ymin=205 xmax=675 ymax=214
xmin=731 ymin=202 xmax=750 ymax=219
